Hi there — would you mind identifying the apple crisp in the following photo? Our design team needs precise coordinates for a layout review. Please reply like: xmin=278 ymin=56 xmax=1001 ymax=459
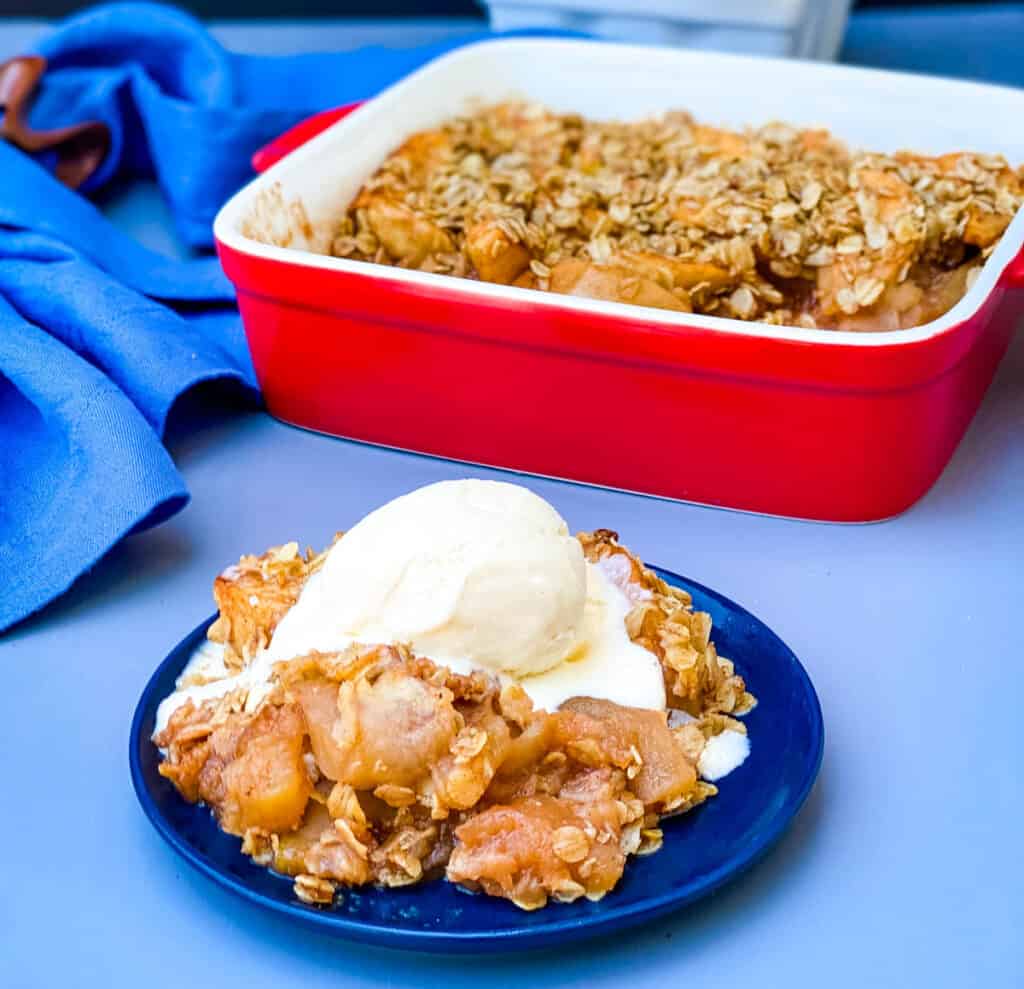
xmin=155 ymin=530 xmax=755 ymax=911
xmin=330 ymin=102 xmax=1023 ymax=330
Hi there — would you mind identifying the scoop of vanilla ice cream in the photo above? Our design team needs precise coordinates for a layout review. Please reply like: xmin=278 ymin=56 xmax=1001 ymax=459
xmin=156 ymin=479 xmax=669 ymax=735
xmin=267 ymin=479 xmax=587 ymax=677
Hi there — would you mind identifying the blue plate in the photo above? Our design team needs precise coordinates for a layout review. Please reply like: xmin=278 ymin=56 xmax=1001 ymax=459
xmin=130 ymin=566 xmax=823 ymax=953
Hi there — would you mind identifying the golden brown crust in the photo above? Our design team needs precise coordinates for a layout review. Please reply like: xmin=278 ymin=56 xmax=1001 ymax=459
xmin=155 ymin=530 xmax=754 ymax=909
xmin=207 ymin=537 xmax=338 ymax=669
xmin=447 ymin=791 xmax=629 ymax=910
xmin=328 ymin=102 xmax=1023 ymax=330
xmin=578 ymin=528 xmax=755 ymax=715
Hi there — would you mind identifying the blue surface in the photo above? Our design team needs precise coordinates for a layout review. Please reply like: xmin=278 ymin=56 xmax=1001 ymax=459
xmin=129 ymin=569 xmax=823 ymax=953
xmin=1 ymin=8 xmax=1022 ymax=989
xmin=3 ymin=389 xmax=1022 ymax=984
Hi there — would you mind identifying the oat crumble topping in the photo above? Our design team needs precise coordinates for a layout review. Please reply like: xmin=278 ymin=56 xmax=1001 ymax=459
xmin=330 ymin=102 xmax=1023 ymax=331
xmin=154 ymin=530 xmax=755 ymax=911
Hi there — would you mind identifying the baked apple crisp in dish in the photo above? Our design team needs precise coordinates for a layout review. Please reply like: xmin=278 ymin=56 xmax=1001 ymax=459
xmin=330 ymin=102 xmax=1023 ymax=332
xmin=153 ymin=481 xmax=757 ymax=911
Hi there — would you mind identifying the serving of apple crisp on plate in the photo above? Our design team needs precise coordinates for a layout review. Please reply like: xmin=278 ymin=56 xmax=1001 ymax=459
xmin=332 ymin=101 xmax=1023 ymax=331
xmin=132 ymin=481 xmax=822 ymax=950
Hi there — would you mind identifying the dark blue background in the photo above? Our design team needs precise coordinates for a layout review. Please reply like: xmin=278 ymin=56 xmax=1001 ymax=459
xmin=3 ymin=1 xmax=1014 ymax=20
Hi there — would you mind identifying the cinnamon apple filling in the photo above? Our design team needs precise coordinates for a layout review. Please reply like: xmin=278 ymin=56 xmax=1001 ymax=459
xmin=328 ymin=102 xmax=1023 ymax=330
xmin=154 ymin=482 xmax=755 ymax=910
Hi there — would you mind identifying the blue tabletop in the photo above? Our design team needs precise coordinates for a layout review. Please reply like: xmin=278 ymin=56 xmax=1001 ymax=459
xmin=1 ymin=9 xmax=1022 ymax=989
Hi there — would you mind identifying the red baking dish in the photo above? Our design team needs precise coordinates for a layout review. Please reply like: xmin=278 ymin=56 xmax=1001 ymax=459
xmin=214 ymin=40 xmax=1024 ymax=522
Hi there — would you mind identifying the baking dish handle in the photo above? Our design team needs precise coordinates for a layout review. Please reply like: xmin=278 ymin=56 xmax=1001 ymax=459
xmin=251 ymin=102 xmax=364 ymax=174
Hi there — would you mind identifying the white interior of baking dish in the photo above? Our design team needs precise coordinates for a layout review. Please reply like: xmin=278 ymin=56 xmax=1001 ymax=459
xmin=215 ymin=38 xmax=1024 ymax=347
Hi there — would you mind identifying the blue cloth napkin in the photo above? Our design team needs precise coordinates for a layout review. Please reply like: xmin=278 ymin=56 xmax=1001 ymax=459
xmin=0 ymin=2 xmax=554 ymax=633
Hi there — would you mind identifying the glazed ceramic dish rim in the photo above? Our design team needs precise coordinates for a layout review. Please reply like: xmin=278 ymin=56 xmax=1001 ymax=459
xmin=214 ymin=37 xmax=1024 ymax=349
xmin=129 ymin=565 xmax=824 ymax=952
